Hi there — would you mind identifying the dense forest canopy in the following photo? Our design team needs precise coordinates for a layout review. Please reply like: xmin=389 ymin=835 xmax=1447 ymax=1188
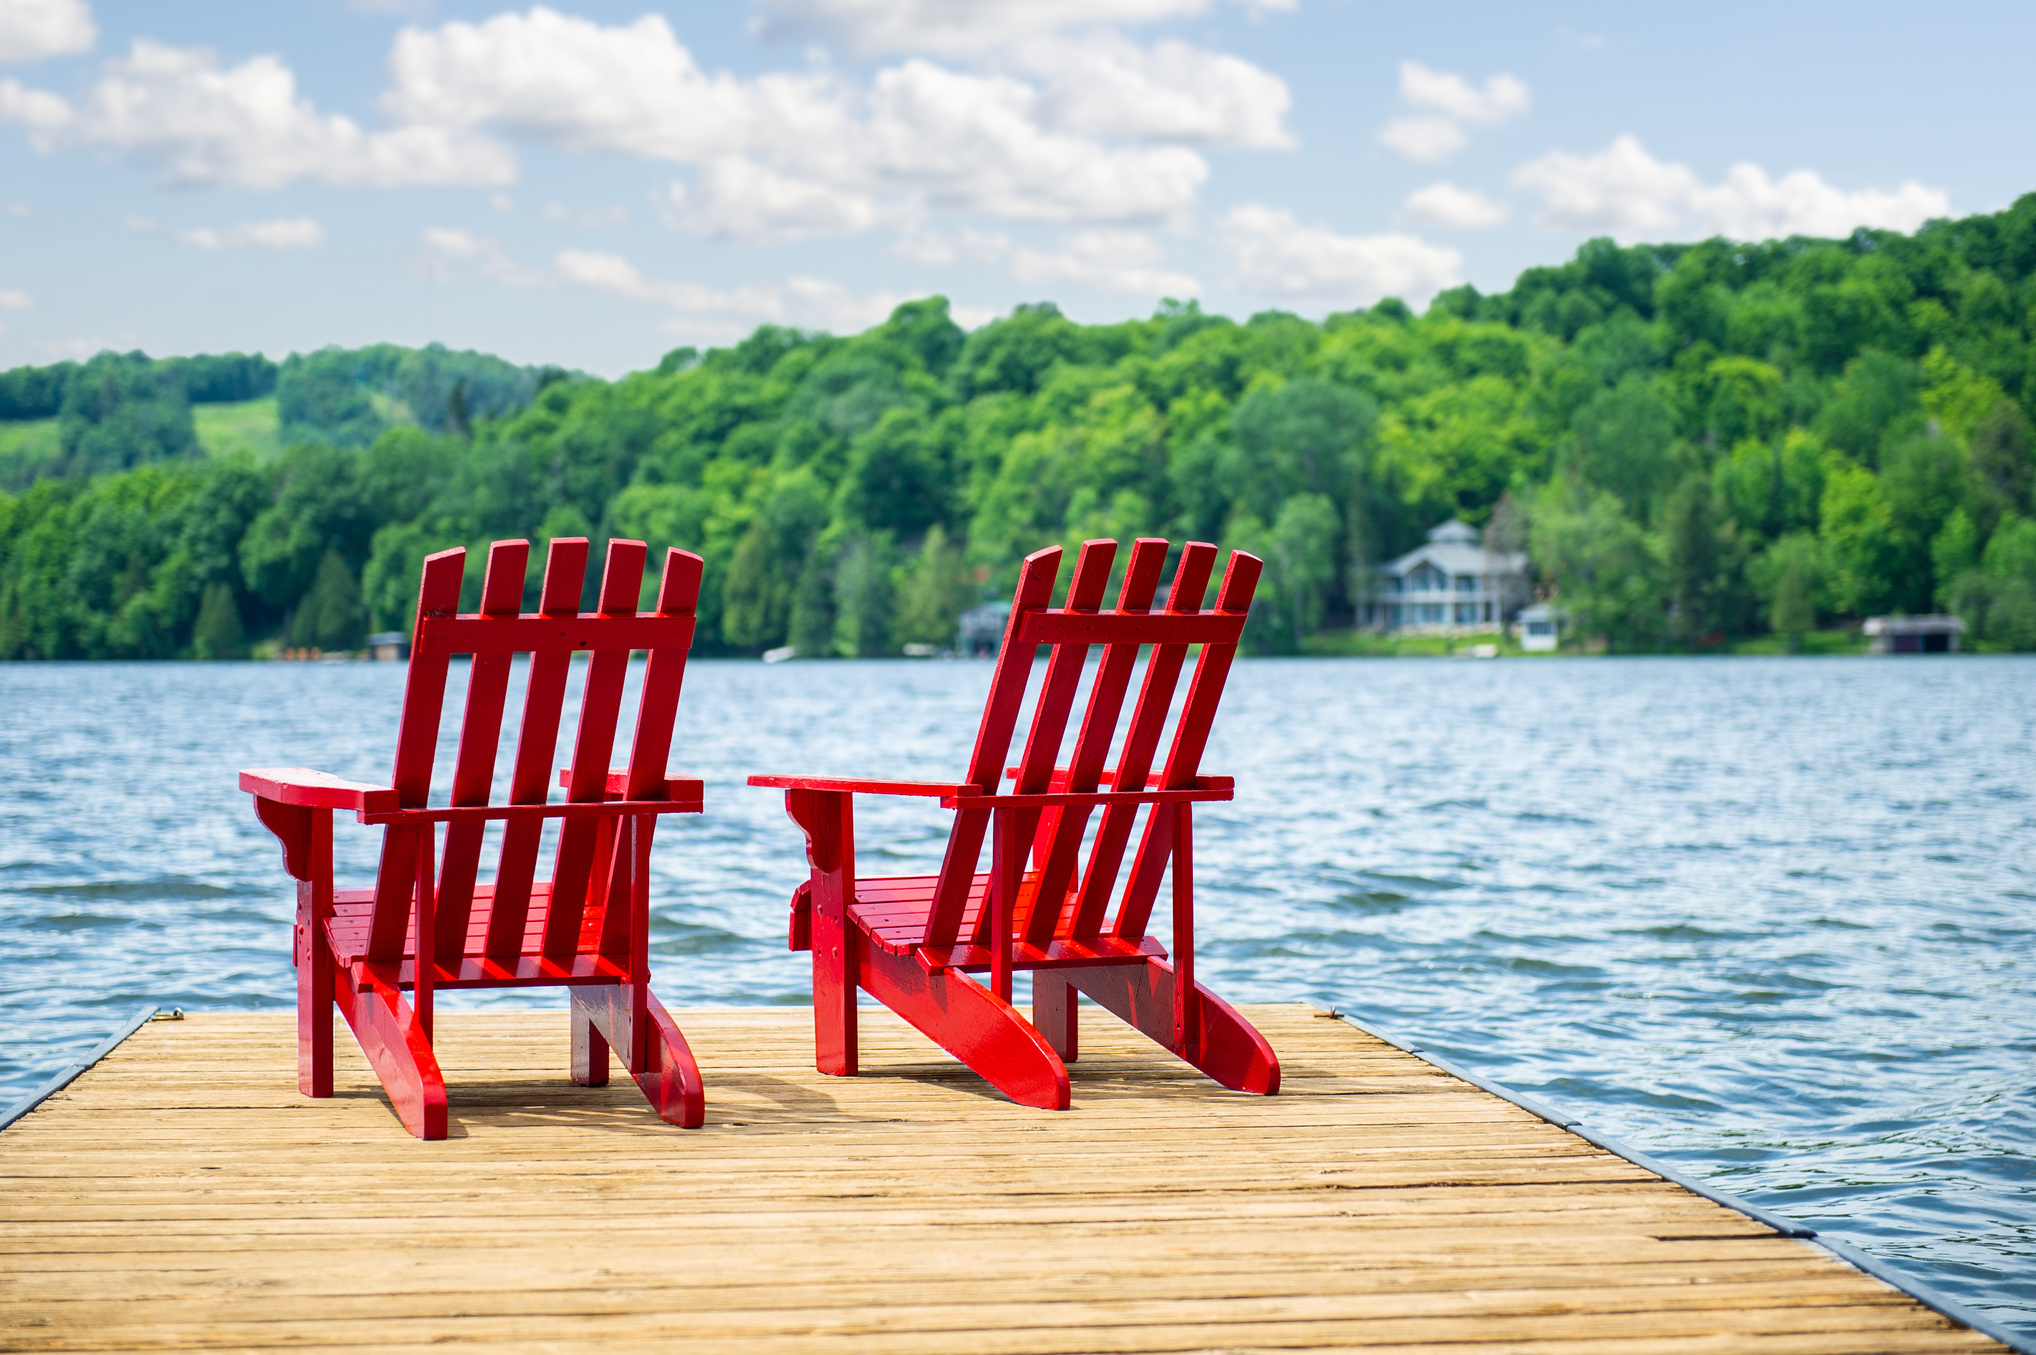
xmin=3 ymin=194 xmax=2035 ymax=660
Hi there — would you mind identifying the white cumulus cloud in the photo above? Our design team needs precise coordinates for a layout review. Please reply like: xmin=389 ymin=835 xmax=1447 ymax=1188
xmin=1403 ymin=182 xmax=1509 ymax=228
xmin=382 ymin=8 xmax=1224 ymax=229
xmin=1377 ymin=61 xmax=1529 ymax=164
xmin=0 ymin=76 xmax=68 ymax=129
xmin=1513 ymin=135 xmax=1948 ymax=240
xmin=1221 ymin=204 xmax=1460 ymax=309
xmin=1377 ymin=115 xmax=1464 ymax=164
xmin=752 ymin=0 xmax=1291 ymax=59
xmin=665 ymin=158 xmax=879 ymax=241
xmin=1010 ymin=229 xmax=1199 ymax=297
xmin=1 ymin=39 xmax=514 ymax=188
xmin=1029 ymin=35 xmax=1291 ymax=149
xmin=423 ymin=227 xmax=547 ymax=286
xmin=1398 ymin=61 xmax=1529 ymax=124
xmin=177 ymin=217 xmax=325 ymax=250
xmin=0 ymin=288 xmax=32 ymax=309
xmin=553 ymin=247 xmax=905 ymax=344
xmin=0 ymin=0 xmax=94 ymax=65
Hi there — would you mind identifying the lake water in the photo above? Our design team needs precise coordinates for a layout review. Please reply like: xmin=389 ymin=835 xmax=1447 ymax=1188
xmin=1 ymin=655 xmax=2031 ymax=1336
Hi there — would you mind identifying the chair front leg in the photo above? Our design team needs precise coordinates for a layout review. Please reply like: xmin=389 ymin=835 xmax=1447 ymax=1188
xmin=785 ymin=789 xmax=857 ymax=1076
xmin=256 ymin=797 xmax=335 ymax=1099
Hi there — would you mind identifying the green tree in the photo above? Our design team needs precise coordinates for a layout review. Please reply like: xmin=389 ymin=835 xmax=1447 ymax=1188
xmin=721 ymin=517 xmax=792 ymax=651
xmin=1950 ymin=516 xmax=2036 ymax=650
xmin=1528 ymin=481 xmax=1663 ymax=650
xmin=1567 ymin=376 xmax=1679 ymax=523
xmin=56 ymin=352 xmax=198 ymax=478
xmin=1967 ymin=401 xmax=2034 ymax=534
xmin=1660 ymin=473 xmax=1744 ymax=642
xmin=831 ymin=534 xmax=897 ymax=657
xmin=1752 ymin=532 xmax=1822 ymax=651
xmin=191 ymin=582 xmax=246 ymax=660
xmin=894 ymin=525 xmax=971 ymax=648
xmin=292 ymin=549 xmax=366 ymax=651
xmin=1264 ymin=492 xmax=1340 ymax=651
xmin=1817 ymin=461 xmax=1897 ymax=618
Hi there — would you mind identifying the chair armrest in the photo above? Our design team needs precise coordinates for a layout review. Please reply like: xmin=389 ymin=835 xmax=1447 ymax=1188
xmin=557 ymin=768 xmax=705 ymax=801
xmin=747 ymin=774 xmax=982 ymax=798
xmin=240 ymin=767 xmax=399 ymax=813
xmin=939 ymin=786 xmax=1233 ymax=809
xmin=1000 ymin=766 xmax=1232 ymax=792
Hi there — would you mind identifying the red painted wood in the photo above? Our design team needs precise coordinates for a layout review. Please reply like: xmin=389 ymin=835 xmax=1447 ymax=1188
xmin=1062 ymin=958 xmax=1280 ymax=1095
xmin=858 ymin=944 xmax=1070 ymax=1111
xmin=487 ymin=537 xmax=587 ymax=958
xmin=545 ymin=539 xmax=645 ymax=958
xmin=784 ymin=789 xmax=857 ymax=1076
xmin=243 ymin=536 xmax=710 ymax=1139
xmin=748 ymin=774 xmax=976 ymax=797
xmin=436 ymin=539 xmax=527 ymax=958
xmin=296 ymin=808 xmax=334 ymax=1098
xmin=749 ymin=536 xmax=1277 ymax=1109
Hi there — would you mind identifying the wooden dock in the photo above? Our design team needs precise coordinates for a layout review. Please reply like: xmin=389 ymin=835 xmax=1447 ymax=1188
xmin=0 ymin=1004 xmax=2012 ymax=1353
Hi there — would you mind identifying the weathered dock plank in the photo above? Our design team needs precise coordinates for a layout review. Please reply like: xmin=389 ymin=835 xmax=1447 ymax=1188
xmin=0 ymin=1005 xmax=2010 ymax=1353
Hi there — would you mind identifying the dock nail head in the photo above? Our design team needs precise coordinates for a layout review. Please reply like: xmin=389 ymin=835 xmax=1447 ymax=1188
xmin=151 ymin=1009 xmax=185 ymax=1021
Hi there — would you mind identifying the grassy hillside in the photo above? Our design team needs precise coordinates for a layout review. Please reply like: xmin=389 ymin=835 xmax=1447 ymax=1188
xmin=194 ymin=397 xmax=282 ymax=462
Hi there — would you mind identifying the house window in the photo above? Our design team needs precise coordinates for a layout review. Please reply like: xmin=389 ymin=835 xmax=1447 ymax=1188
xmin=1455 ymin=575 xmax=1478 ymax=593
xmin=1410 ymin=565 xmax=1443 ymax=592
xmin=1382 ymin=576 xmax=1403 ymax=594
xmin=1386 ymin=604 xmax=1402 ymax=627
xmin=1454 ymin=603 xmax=1479 ymax=625
xmin=1526 ymin=621 xmax=1553 ymax=636
xmin=1482 ymin=601 xmax=1493 ymax=622
xmin=1418 ymin=604 xmax=1445 ymax=624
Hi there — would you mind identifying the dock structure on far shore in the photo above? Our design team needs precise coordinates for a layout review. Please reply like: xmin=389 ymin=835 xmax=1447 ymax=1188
xmin=0 ymin=1005 xmax=2016 ymax=1353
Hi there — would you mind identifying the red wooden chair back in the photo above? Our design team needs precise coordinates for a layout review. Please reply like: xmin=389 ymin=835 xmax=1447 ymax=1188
xmin=362 ymin=536 xmax=702 ymax=971
xmin=922 ymin=537 xmax=1260 ymax=952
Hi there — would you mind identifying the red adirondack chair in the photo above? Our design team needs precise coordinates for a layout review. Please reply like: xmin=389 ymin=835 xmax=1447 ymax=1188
xmin=750 ymin=537 xmax=1280 ymax=1110
xmin=242 ymin=537 xmax=709 ymax=1139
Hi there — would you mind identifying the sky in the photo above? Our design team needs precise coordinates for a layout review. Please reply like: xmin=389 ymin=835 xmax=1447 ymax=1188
xmin=0 ymin=0 xmax=2032 ymax=377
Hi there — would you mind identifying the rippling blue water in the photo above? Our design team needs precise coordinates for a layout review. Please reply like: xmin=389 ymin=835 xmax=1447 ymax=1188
xmin=1 ymin=656 xmax=2031 ymax=1333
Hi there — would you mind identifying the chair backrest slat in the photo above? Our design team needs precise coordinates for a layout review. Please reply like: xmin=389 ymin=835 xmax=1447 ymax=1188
xmin=1024 ymin=538 xmax=1169 ymax=945
xmin=993 ymin=541 xmax=1114 ymax=943
xmin=542 ymin=541 xmax=646 ymax=958
xmin=597 ymin=548 xmax=703 ymax=955
xmin=434 ymin=541 xmax=527 ymax=956
xmin=484 ymin=538 xmax=588 ymax=957
xmin=1111 ymin=549 xmax=1260 ymax=940
xmin=1066 ymin=542 xmax=1216 ymax=941
xmin=366 ymin=549 xmax=464 ymax=960
xmin=922 ymin=547 xmax=1060 ymax=948
xmin=915 ymin=538 xmax=1258 ymax=955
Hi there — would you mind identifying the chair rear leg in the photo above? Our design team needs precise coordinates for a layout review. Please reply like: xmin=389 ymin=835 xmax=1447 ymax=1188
xmin=861 ymin=946 xmax=1071 ymax=1110
xmin=634 ymin=993 xmax=706 ymax=1129
xmin=571 ymin=1005 xmax=610 ymax=1087
xmin=1033 ymin=970 xmax=1079 ymax=1063
xmin=1071 ymin=959 xmax=1279 ymax=1095
xmin=571 ymin=985 xmax=705 ymax=1129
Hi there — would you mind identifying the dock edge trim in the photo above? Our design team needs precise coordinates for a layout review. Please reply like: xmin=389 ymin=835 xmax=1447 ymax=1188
xmin=1315 ymin=1002 xmax=2033 ymax=1355
xmin=0 ymin=1004 xmax=160 ymax=1134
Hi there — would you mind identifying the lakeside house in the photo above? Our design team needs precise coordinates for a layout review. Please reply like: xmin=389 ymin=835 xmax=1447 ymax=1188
xmin=1863 ymin=614 xmax=1966 ymax=654
xmin=1358 ymin=519 xmax=1529 ymax=636
xmin=957 ymin=602 xmax=1008 ymax=657
xmin=1516 ymin=602 xmax=1563 ymax=652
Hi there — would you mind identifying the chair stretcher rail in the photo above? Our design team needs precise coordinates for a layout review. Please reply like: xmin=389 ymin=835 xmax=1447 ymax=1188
xmin=357 ymin=798 xmax=702 ymax=825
